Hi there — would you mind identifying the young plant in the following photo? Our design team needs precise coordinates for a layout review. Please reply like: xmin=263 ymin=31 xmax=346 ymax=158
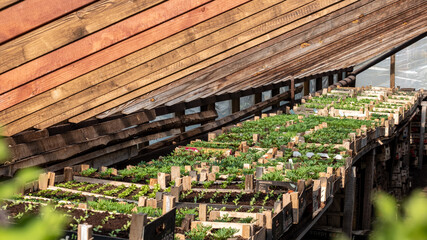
xmin=211 ymin=227 xmax=239 ymax=240
xmin=185 ymin=224 xmax=212 ymax=240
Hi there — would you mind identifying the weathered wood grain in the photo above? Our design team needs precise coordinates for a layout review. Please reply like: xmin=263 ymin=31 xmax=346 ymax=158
xmin=10 ymin=110 xmax=216 ymax=161
xmin=0 ymin=0 xmax=254 ymax=135
xmin=0 ymin=0 xmax=19 ymax=10
xmin=66 ymin=0 xmax=340 ymax=124
xmin=0 ymin=0 xmax=210 ymax=102
xmin=0 ymin=0 xmax=163 ymax=74
xmin=0 ymin=0 xmax=96 ymax=44
xmin=136 ymin=0 xmax=376 ymax=110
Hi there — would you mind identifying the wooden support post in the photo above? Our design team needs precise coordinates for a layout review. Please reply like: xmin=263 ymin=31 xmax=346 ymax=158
xmin=64 ymin=167 xmax=73 ymax=182
xmin=419 ymin=102 xmax=427 ymax=169
xmin=175 ymin=110 xmax=186 ymax=133
xmin=271 ymin=88 xmax=280 ymax=109
xmin=129 ymin=213 xmax=148 ymax=240
xmin=362 ymin=149 xmax=375 ymax=230
xmin=303 ymin=78 xmax=310 ymax=96
xmin=181 ymin=214 xmax=195 ymax=232
xmin=390 ymin=54 xmax=395 ymax=89
xmin=328 ymin=74 xmax=334 ymax=86
xmin=78 ymin=223 xmax=93 ymax=240
xmin=254 ymin=92 xmax=262 ymax=116
xmin=274 ymin=201 xmax=282 ymax=215
xmin=290 ymin=77 xmax=295 ymax=108
xmin=316 ymin=77 xmax=323 ymax=92
xmin=343 ymin=167 xmax=356 ymax=238
xmin=337 ymin=71 xmax=343 ymax=82
xmin=232 ymin=97 xmax=240 ymax=113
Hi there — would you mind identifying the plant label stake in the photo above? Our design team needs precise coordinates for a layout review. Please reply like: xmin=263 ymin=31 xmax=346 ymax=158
xmin=199 ymin=204 xmax=207 ymax=221
xmin=170 ymin=186 xmax=181 ymax=203
xmin=245 ymin=174 xmax=254 ymax=191
xmin=38 ymin=173 xmax=48 ymax=190
xmin=78 ymin=223 xmax=93 ymax=240
xmin=182 ymin=176 xmax=192 ymax=191
xmin=171 ymin=166 xmax=180 ymax=181
xmin=47 ymin=172 xmax=55 ymax=187
xmin=256 ymin=167 xmax=264 ymax=179
xmin=138 ymin=196 xmax=147 ymax=207
xmin=162 ymin=195 xmax=176 ymax=215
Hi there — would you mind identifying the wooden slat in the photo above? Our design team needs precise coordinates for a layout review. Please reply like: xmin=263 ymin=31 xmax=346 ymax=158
xmin=158 ymin=0 xmax=395 ymax=104
xmin=33 ymin=0 xmax=283 ymax=123
xmin=0 ymin=128 xmax=181 ymax=176
xmin=0 ymin=0 xmax=211 ymax=101
xmin=0 ymin=0 xmax=19 ymax=10
xmin=10 ymin=110 xmax=216 ymax=161
xmin=0 ymin=0 xmax=96 ymax=44
xmin=65 ymin=0 xmax=340 ymax=124
xmin=245 ymin=0 xmax=427 ymax=86
xmin=118 ymin=0 xmax=373 ymax=113
xmin=0 ymin=0 xmax=164 ymax=74
xmin=212 ymin=0 xmax=425 ymax=95
xmin=0 ymin=0 xmax=253 ymax=135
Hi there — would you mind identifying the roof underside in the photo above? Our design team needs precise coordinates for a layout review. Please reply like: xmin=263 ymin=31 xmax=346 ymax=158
xmin=0 ymin=0 xmax=426 ymax=136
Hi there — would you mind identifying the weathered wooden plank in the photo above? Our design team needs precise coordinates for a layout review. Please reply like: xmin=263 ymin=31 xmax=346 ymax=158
xmin=10 ymin=110 xmax=216 ymax=161
xmin=0 ymin=0 xmax=255 ymax=134
xmin=65 ymin=0 xmax=341 ymax=123
xmin=0 ymin=129 xmax=181 ymax=176
xmin=0 ymin=0 xmax=96 ymax=44
xmin=31 ymin=0 xmax=299 ymax=124
xmin=0 ymin=0 xmax=163 ymax=74
xmin=0 ymin=0 xmax=211 ymax=102
xmin=120 ymin=0 xmax=374 ymax=113
xmin=0 ymin=0 xmax=19 ymax=10
xmin=215 ymin=0 xmax=426 ymax=95
xmin=161 ymin=0 xmax=393 ymax=101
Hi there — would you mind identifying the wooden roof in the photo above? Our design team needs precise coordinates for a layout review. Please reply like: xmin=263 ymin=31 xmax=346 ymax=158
xmin=0 ymin=0 xmax=426 ymax=136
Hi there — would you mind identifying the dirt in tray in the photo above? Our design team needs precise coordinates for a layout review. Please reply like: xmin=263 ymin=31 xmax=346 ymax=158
xmin=181 ymin=191 xmax=280 ymax=206
xmin=202 ymin=183 xmax=243 ymax=190
xmin=4 ymin=201 xmax=131 ymax=239
xmin=30 ymin=189 xmax=86 ymax=202
xmin=76 ymin=172 xmax=150 ymax=185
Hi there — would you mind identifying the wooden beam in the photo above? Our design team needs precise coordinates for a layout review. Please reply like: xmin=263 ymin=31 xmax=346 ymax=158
xmin=390 ymin=54 xmax=396 ymax=88
xmin=0 ymin=0 xmax=164 ymax=74
xmin=56 ymin=0 xmax=317 ymax=124
xmin=290 ymin=77 xmax=295 ymax=108
xmin=0 ymin=0 xmax=269 ymax=134
xmin=343 ymin=167 xmax=356 ymax=238
xmin=0 ymin=0 xmax=211 ymax=99
xmin=362 ymin=149 xmax=375 ymax=230
xmin=136 ymin=0 xmax=362 ymax=112
xmin=0 ymin=0 xmax=96 ymax=45
xmin=10 ymin=110 xmax=214 ymax=161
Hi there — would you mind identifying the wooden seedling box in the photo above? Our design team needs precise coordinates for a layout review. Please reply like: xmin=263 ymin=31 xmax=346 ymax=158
xmin=271 ymin=202 xmax=293 ymax=239
xmin=191 ymin=221 xmax=263 ymax=239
